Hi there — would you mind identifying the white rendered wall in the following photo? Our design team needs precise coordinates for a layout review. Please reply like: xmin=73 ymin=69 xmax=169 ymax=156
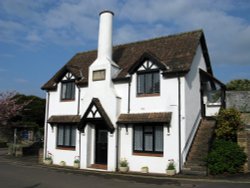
xmin=182 ymin=45 xmax=207 ymax=162
xmin=205 ymin=103 xmax=221 ymax=116
xmin=46 ymin=124 xmax=80 ymax=166
xmin=48 ymin=83 xmax=79 ymax=115
xmin=129 ymin=73 xmax=179 ymax=113
xmin=118 ymin=70 xmax=181 ymax=173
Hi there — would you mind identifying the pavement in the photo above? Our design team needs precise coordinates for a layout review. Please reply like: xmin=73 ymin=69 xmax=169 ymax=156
xmin=1 ymin=147 xmax=250 ymax=184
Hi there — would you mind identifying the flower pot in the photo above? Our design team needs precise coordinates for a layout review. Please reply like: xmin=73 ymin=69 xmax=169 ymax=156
xmin=119 ymin=166 xmax=129 ymax=172
xmin=166 ymin=169 xmax=176 ymax=176
xmin=74 ymin=163 xmax=80 ymax=168
xmin=44 ymin=159 xmax=52 ymax=165
xmin=141 ymin=167 xmax=149 ymax=173
xmin=59 ymin=161 xmax=66 ymax=166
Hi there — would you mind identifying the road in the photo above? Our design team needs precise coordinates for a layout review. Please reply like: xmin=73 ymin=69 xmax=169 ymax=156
xmin=0 ymin=149 xmax=249 ymax=188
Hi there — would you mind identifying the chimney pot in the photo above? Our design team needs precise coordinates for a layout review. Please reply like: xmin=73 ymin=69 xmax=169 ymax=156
xmin=97 ymin=10 xmax=114 ymax=60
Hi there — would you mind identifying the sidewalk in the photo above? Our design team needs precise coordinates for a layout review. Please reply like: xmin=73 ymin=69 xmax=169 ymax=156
xmin=1 ymin=147 xmax=250 ymax=184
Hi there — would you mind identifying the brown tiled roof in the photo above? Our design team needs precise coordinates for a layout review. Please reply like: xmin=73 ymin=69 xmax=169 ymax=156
xmin=47 ymin=115 xmax=81 ymax=123
xmin=117 ymin=112 xmax=172 ymax=124
xmin=79 ymin=98 xmax=115 ymax=133
xmin=42 ymin=30 xmax=212 ymax=90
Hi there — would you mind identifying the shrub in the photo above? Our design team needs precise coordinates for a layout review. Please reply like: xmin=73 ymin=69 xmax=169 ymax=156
xmin=215 ymin=108 xmax=242 ymax=142
xmin=206 ymin=140 xmax=247 ymax=175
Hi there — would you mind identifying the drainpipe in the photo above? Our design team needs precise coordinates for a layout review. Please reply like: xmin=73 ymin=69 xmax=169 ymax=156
xmin=128 ymin=77 xmax=131 ymax=113
xmin=77 ymin=86 xmax=81 ymax=166
xmin=44 ymin=92 xmax=50 ymax=159
xmin=178 ymin=76 xmax=182 ymax=173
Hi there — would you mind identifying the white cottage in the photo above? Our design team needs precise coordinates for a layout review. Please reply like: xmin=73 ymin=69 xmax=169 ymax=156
xmin=42 ymin=11 xmax=225 ymax=174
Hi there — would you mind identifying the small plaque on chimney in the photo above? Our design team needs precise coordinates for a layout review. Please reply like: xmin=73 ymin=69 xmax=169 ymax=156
xmin=93 ymin=69 xmax=106 ymax=81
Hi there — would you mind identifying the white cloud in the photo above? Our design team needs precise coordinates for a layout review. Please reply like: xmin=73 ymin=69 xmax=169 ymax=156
xmin=0 ymin=0 xmax=249 ymax=67
xmin=15 ymin=78 xmax=29 ymax=84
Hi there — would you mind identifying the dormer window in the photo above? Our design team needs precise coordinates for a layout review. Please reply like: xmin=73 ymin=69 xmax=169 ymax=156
xmin=61 ymin=72 xmax=75 ymax=101
xmin=137 ymin=60 xmax=160 ymax=96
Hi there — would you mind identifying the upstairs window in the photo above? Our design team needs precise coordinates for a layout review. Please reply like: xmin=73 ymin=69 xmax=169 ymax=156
xmin=61 ymin=72 xmax=75 ymax=101
xmin=137 ymin=60 xmax=160 ymax=95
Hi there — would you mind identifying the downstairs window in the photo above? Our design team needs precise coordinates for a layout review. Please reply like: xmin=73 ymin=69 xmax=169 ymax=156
xmin=57 ymin=124 xmax=77 ymax=149
xmin=133 ymin=125 xmax=163 ymax=154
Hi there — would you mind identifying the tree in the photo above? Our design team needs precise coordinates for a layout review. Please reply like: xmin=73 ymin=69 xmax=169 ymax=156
xmin=226 ymin=79 xmax=250 ymax=91
xmin=12 ymin=94 xmax=45 ymax=128
xmin=0 ymin=91 xmax=29 ymax=124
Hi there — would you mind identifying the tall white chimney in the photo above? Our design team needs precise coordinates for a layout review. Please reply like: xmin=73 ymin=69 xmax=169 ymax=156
xmin=97 ymin=10 xmax=114 ymax=60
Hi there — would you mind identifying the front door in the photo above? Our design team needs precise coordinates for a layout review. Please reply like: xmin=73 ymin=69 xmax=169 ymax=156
xmin=95 ymin=128 xmax=108 ymax=164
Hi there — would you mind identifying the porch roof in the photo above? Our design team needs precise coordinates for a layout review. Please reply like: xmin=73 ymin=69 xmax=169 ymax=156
xmin=47 ymin=115 xmax=81 ymax=124
xmin=117 ymin=112 xmax=172 ymax=124
xmin=78 ymin=98 xmax=115 ymax=133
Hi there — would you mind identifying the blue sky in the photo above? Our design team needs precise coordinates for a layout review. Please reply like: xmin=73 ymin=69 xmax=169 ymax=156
xmin=0 ymin=0 xmax=250 ymax=98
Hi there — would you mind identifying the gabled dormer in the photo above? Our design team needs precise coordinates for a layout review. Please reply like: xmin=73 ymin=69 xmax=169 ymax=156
xmin=128 ymin=52 xmax=166 ymax=97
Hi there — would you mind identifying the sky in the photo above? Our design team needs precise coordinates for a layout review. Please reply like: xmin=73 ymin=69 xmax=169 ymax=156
xmin=0 ymin=0 xmax=250 ymax=98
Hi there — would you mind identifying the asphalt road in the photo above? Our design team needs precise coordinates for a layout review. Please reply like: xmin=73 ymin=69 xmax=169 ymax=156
xmin=0 ymin=149 xmax=249 ymax=188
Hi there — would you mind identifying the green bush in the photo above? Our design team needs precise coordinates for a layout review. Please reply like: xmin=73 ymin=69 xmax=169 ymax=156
xmin=206 ymin=140 xmax=247 ymax=175
xmin=215 ymin=108 xmax=242 ymax=142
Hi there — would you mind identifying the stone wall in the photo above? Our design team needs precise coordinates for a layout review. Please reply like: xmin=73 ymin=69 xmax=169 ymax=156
xmin=237 ymin=130 xmax=250 ymax=172
xmin=226 ymin=91 xmax=250 ymax=112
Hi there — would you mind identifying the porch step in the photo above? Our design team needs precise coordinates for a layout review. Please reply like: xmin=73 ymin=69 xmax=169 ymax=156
xmin=182 ymin=168 xmax=207 ymax=176
xmin=182 ymin=119 xmax=216 ymax=176
xmin=89 ymin=164 xmax=107 ymax=170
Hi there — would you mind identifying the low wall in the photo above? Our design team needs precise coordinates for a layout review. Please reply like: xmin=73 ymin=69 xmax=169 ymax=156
xmin=237 ymin=130 xmax=250 ymax=172
xmin=226 ymin=91 xmax=250 ymax=112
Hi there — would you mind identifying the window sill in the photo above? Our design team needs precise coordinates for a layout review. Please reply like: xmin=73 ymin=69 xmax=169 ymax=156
xmin=137 ymin=93 xmax=160 ymax=98
xmin=133 ymin=152 xmax=163 ymax=157
xmin=56 ymin=147 xmax=76 ymax=151
xmin=60 ymin=99 xmax=75 ymax=102
xmin=207 ymin=102 xmax=221 ymax=107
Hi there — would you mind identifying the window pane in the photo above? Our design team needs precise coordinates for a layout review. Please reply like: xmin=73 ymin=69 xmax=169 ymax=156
xmin=144 ymin=134 xmax=153 ymax=151
xmin=137 ymin=74 xmax=145 ymax=94
xmin=71 ymin=126 xmax=76 ymax=147
xmin=64 ymin=125 xmax=71 ymax=146
xmin=61 ymin=83 xmax=67 ymax=99
xmin=57 ymin=126 xmax=64 ymax=146
xmin=61 ymin=81 xmax=75 ymax=100
xmin=155 ymin=126 xmax=163 ymax=152
xmin=134 ymin=126 xmax=143 ymax=151
xmin=153 ymin=72 xmax=160 ymax=93
xmin=145 ymin=73 xmax=153 ymax=93
xmin=93 ymin=70 xmax=106 ymax=81
xmin=69 ymin=82 xmax=75 ymax=99
xmin=144 ymin=126 xmax=153 ymax=133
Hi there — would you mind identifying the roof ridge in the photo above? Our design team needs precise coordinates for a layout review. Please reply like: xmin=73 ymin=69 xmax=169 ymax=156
xmin=113 ymin=29 xmax=203 ymax=48
xmin=75 ymin=29 xmax=203 ymax=55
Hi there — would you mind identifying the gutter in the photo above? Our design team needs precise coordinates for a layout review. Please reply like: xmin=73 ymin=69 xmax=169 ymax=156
xmin=177 ymin=76 xmax=182 ymax=173
xmin=44 ymin=92 xmax=50 ymax=159
xmin=77 ymin=87 xmax=81 ymax=166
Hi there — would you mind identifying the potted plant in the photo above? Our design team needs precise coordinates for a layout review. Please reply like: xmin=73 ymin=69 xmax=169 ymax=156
xmin=44 ymin=152 xmax=53 ymax=165
xmin=141 ymin=166 xmax=149 ymax=173
xmin=59 ymin=161 xmax=66 ymax=166
xmin=74 ymin=156 xmax=80 ymax=168
xmin=119 ymin=158 xmax=129 ymax=172
xmin=166 ymin=159 xmax=176 ymax=176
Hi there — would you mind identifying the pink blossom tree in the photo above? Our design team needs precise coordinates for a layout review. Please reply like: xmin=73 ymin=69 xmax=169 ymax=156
xmin=0 ymin=91 xmax=30 ymax=124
